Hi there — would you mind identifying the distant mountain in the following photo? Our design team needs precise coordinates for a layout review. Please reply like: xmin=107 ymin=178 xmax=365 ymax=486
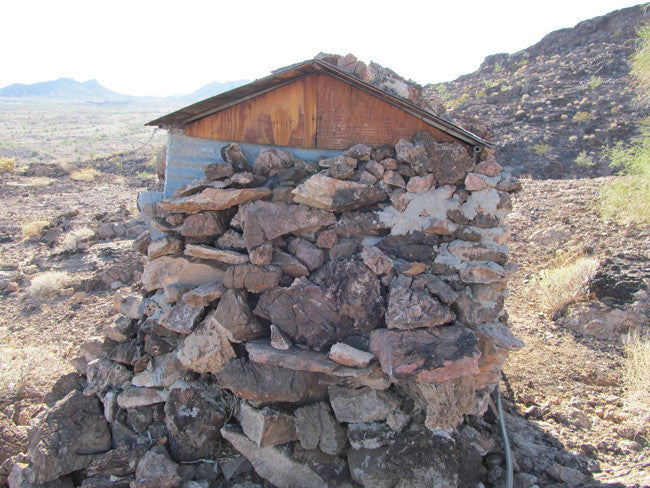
xmin=0 ymin=78 xmax=249 ymax=104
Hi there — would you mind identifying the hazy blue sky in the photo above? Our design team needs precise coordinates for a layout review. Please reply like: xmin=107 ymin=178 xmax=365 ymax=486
xmin=4 ymin=0 xmax=645 ymax=96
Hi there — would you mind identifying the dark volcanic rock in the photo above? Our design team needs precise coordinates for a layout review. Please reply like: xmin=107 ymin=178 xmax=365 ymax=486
xmin=165 ymin=383 xmax=226 ymax=462
xmin=238 ymin=200 xmax=336 ymax=248
xmin=386 ymin=275 xmax=455 ymax=329
xmin=414 ymin=131 xmax=475 ymax=185
xmin=369 ymin=325 xmax=480 ymax=383
xmin=347 ymin=426 xmax=481 ymax=488
xmin=254 ymin=279 xmax=352 ymax=349
xmin=590 ymin=253 xmax=649 ymax=305
xmin=217 ymin=359 xmax=327 ymax=406
xmin=223 ymin=264 xmax=281 ymax=293
xmin=213 ymin=288 xmax=265 ymax=343
xmin=27 ymin=390 xmax=111 ymax=483
xmin=292 ymin=174 xmax=387 ymax=212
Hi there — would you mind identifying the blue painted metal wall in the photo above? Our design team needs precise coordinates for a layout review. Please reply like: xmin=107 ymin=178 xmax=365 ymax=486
xmin=163 ymin=130 xmax=342 ymax=198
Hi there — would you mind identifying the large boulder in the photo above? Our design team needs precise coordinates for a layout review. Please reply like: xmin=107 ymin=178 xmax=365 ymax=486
xmin=26 ymin=390 xmax=111 ymax=484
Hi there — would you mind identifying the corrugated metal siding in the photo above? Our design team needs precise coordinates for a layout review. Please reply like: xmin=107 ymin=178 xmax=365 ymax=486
xmin=163 ymin=130 xmax=342 ymax=197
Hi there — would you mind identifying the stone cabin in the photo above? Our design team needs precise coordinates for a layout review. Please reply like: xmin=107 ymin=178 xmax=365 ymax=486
xmin=144 ymin=57 xmax=492 ymax=200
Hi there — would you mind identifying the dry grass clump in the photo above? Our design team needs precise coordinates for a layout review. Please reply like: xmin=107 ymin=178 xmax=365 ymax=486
xmin=57 ymin=226 xmax=95 ymax=252
xmin=0 ymin=156 xmax=15 ymax=174
xmin=28 ymin=271 xmax=73 ymax=299
xmin=70 ymin=167 xmax=101 ymax=181
xmin=537 ymin=254 xmax=600 ymax=317
xmin=623 ymin=330 xmax=650 ymax=404
xmin=21 ymin=217 xmax=51 ymax=238
xmin=0 ymin=346 xmax=33 ymax=403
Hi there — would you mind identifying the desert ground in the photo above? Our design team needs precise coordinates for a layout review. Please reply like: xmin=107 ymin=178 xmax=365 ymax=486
xmin=0 ymin=101 xmax=648 ymax=487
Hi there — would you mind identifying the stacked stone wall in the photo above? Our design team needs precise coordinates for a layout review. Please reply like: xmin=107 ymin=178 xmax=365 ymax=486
xmin=9 ymin=132 xmax=522 ymax=488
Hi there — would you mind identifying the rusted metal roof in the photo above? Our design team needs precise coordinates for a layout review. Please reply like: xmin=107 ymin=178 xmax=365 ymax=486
xmin=146 ymin=59 xmax=492 ymax=149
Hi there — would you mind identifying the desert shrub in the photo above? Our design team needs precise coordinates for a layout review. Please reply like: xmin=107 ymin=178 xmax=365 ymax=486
xmin=21 ymin=217 xmax=51 ymax=238
xmin=575 ymin=151 xmax=595 ymax=167
xmin=573 ymin=111 xmax=596 ymax=123
xmin=70 ymin=167 xmax=101 ymax=181
xmin=537 ymin=255 xmax=600 ymax=317
xmin=631 ymin=24 xmax=650 ymax=102
xmin=57 ymin=226 xmax=95 ymax=252
xmin=623 ymin=330 xmax=650 ymax=403
xmin=601 ymin=126 xmax=650 ymax=225
xmin=0 ymin=156 xmax=15 ymax=174
xmin=28 ymin=271 xmax=72 ymax=299
xmin=0 ymin=346 xmax=32 ymax=403
xmin=588 ymin=75 xmax=603 ymax=89
xmin=533 ymin=143 xmax=551 ymax=156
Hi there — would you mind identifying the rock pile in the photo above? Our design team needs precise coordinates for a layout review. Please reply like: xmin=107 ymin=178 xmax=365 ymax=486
xmin=8 ymin=134 xmax=523 ymax=488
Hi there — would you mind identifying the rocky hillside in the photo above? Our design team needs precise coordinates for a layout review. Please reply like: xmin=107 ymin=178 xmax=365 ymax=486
xmin=428 ymin=5 xmax=650 ymax=178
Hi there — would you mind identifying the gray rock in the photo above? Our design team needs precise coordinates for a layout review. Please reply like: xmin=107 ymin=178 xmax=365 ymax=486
xmin=223 ymin=264 xmax=281 ymax=293
xmin=217 ymin=359 xmax=327 ymax=407
xmin=294 ymin=403 xmax=346 ymax=455
xmin=26 ymin=391 xmax=111 ymax=484
xmin=386 ymin=275 xmax=455 ymax=329
xmin=347 ymin=422 xmax=396 ymax=450
xmin=177 ymin=311 xmax=237 ymax=374
xmin=147 ymin=235 xmax=183 ymax=260
xmin=117 ymin=388 xmax=168 ymax=409
xmin=288 ymin=238 xmax=325 ymax=271
xmin=159 ymin=301 xmax=204 ymax=335
xmin=141 ymin=256 xmax=224 ymax=292
xmin=181 ymin=281 xmax=225 ymax=307
xmin=84 ymin=358 xmax=132 ymax=396
xmin=292 ymin=174 xmax=387 ymax=212
xmin=184 ymin=245 xmax=249 ymax=264
xmin=221 ymin=425 xmax=329 ymax=488
xmin=253 ymin=148 xmax=297 ymax=177
xmin=132 ymin=446 xmax=181 ymax=488
xmin=213 ymin=289 xmax=265 ymax=343
xmin=239 ymin=402 xmax=297 ymax=447
xmin=328 ymin=386 xmax=399 ymax=423
xmin=180 ymin=212 xmax=227 ymax=238
xmin=319 ymin=155 xmax=357 ymax=180
xmin=165 ymin=382 xmax=226 ymax=462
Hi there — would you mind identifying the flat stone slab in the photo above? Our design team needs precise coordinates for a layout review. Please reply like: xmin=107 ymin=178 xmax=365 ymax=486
xmin=292 ymin=173 xmax=387 ymax=212
xmin=184 ymin=244 xmax=249 ymax=264
xmin=237 ymin=200 xmax=336 ymax=249
xmin=369 ymin=325 xmax=480 ymax=383
xmin=157 ymin=187 xmax=271 ymax=214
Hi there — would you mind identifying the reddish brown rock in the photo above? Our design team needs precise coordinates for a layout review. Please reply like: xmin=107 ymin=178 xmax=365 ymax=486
xmin=474 ymin=161 xmax=502 ymax=177
xmin=459 ymin=263 xmax=507 ymax=284
xmin=364 ymin=160 xmax=385 ymax=179
xmin=249 ymin=242 xmax=274 ymax=266
xmin=288 ymin=238 xmax=325 ymax=271
xmin=394 ymin=139 xmax=434 ymax=176
xmin=406 ymin=174 xmax=435 ymax=194
xmin=117 ymin=388 xmax=168 ymax=409
xmin=328 ymin=342 xmax=376 ymax=368
xmin=464 ymin=173 xmax=488 ymax=192
xmin=360 ymin=246 xmax=394 ymax=276
xmin=1 ymin=414 xmax=27 ymax=465
xmin=133 ymin=446 xmax=181 ymax=488
xmin=157 ymin=187 xmax=271 ymax=214
xmin=382 ymin=170 xmax=406 ymax=188
xmin=184 ymin=244 xmax=249 ymax=264
xmin=343 ymin=144 xmax=372 ymax=161
xmin=239 ymin=402 xmax=297 ymax=447
xmin=335 ymin=212 xmax=389 ymax=238
xmin=180 ymin=212 xmax=227 ymax=238
xmin=369 ymin=325 xmax=480 ymax=383
xmin=319 ymin=155 xmax=357 ymax=180
xmin=238 ymin=200 xmax=335 ymax=248
xmin=177 ymin=311 xmax=236 ymax=373
xmin=217 ymin=359 xmax=327 ymax=406
xmin=312 ymin=258 xmax=384 ymax=336
xmin=414 ymin=273 xmax=458 ymax=305
xmin=221 ymin=143 xmax=249 ymax=171
xmin=316 ymin=230 xmax=339 ymax=249
xmin=141 ymin=256 xmax=224 ymax=292
xmin=253 ymin=147 xmax=298 ymax=177
xmin=386 ymin=275 xmax=455 ymax=329
xmin=159 ymin=301 xmax=204 ymax=335
xmin=165 ymin=383 xmax=226 ymax=462
xmin=292 ymin=174 xmax=387 ymax=212
xmin=204 ymin=161 xmax=235 ymax=181
xmin=181 ymin=281 xmax=225 ymax=307
xmin=223 ymin=264 xmax=281 ymax=293
xmin=271 ymin=249 xmax=309 ymax=277
xmin=147 ymin=235 xmax=183 ymax=260
xmin=414 ymin=131 xmax=475 ymax=185
xmin=213 ymin=289 xmax=265 ymax=343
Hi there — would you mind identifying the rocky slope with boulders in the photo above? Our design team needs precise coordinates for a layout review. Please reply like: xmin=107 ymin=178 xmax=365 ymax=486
xmin=427 ymin=4 xmax=650 ymax=178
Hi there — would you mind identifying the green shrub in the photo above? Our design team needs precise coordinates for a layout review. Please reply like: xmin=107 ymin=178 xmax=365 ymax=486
xmin=573 ymin=111 xmax=596 ymax=123
xmin=533 ymin=143 xmax=551 ymax=156
xmin=575 ymin=151 xmax=595 ymax=167
xmin=588 ymin=75 xmax=603 ymax=89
